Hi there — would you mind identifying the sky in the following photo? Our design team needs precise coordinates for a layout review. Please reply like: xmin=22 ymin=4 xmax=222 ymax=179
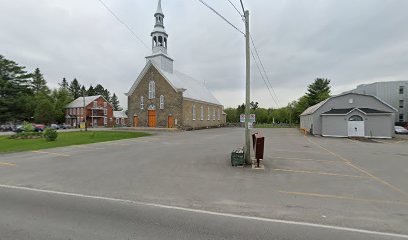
xmin=1 ymin=0 xmax=407 ymax=109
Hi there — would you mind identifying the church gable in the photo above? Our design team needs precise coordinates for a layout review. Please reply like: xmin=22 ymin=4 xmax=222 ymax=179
xmin=127 ymin=61 xmax=178 ymax=97
xmin=127 ymin=62 xmax=184 ymax=128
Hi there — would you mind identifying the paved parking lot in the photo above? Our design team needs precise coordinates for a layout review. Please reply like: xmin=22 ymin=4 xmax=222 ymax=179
xmin=0 ymin=128 xmax=407 ymax=235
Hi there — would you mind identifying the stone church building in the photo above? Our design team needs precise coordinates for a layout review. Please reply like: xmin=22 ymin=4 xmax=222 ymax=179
xmin=127 ymin=0 xmax=225 ymax=129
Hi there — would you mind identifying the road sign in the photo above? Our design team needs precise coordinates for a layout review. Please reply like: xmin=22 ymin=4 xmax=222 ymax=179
xmin=240 ymin=114 xmax=256 ymax=123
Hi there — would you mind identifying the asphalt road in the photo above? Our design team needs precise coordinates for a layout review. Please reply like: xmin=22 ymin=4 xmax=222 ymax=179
xmin=1 ymin=128 xmax=407 ymax=237
xmin=0 ymin=186 xmax=404 ymax=240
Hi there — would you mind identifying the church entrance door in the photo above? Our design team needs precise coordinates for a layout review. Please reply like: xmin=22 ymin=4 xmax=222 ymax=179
xmin=168 ymin=115 xmax=174 ymax=128
xmin=133 ymin=115 xmax=138 ymax=127
xmin=148 ymin=110 xmax=156 ymax=128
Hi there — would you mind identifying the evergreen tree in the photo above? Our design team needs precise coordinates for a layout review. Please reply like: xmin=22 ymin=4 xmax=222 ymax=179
xmin=80 ymin=85 xmax=87 ymax=96
xmin=0 ymin=55 xmax=34 ymax=122
xmin=69 ymin=78 xmax=81 ymax=99
xmin=237 ymin=104 xmax=245 ymax=115
xmin=94 ymin=84 xmax=104 ymax=95
xmin=111 ymin=93 xmax=122 ymax=111
xmin=59 ymin=78 xmax=69 ymax=91
xmin=102 ymin=89 xmax=111 ymax=102
xmin=87 ymin=85 xmax=95 ymax=96
xmin=306 ymin=78 xmax=331 ymax=106
xmin=31 ymin=68 xmax=49 ymax=94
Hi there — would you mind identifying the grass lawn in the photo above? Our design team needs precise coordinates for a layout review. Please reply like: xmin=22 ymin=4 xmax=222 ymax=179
xmin=0 ymin=131 xmax=151 ymax=153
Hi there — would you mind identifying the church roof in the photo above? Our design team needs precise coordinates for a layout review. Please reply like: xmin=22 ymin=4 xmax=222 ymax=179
xmin=127 ymin=61 xmax=222 ymax=106
xmin=161 ymin=69 xmax=222 ymax=105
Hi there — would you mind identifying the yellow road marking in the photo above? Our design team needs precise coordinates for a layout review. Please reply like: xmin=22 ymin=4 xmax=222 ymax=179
xmin=305 ymin=136 xmax=408 ymax=198
xmin=280 ymin=190 xmax=408 ymax=206
xmin=374 ymin=140 xmax=391 ymax=144
xmin=270 ymin=156 xmax=341 ymax=164
xmin=272 ymin=168 xmax=368 ymax=179
xmin=272 ymin=149 xmax=330 ymax=154
xmin=31 ymin=151 xmax=70 ymax=157
xmin=347 ymin=138 xmax=360 ymax=144
xmin=0 ymin=162 xmax=17 ymax=167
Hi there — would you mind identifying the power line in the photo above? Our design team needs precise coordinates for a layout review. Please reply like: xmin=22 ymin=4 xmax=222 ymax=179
xmin=239 ymin=0 xmax=245 ymax=13
xmin=196 ymin=0 xmax=245 ymax=36
xmin=249 ymin=33 xmax=282 ymax=108
xmin=96 ymin=0 xmax=150 ymax=49
xmin=250 ymin=49 xmax=279 ymax=107
xmin=226 ymin=0 xmax=243 ymax=17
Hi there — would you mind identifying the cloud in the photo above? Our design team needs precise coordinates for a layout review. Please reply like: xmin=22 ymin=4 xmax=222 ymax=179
xmin=1 ymin=0 xmax=407 ymax=109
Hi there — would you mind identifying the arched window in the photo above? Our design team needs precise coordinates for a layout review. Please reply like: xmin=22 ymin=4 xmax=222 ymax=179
xmin=200 ymin=106 xmax=204 ymax=120
xmin=218 ymin=109 xmax=220 ymax=121
xmin=153 ymin=36 xmax=157 ymax=47
xmin=213 ymin=108 xmax=216 ymax=121
xmin=140 ymin=96 xmax=144 ymax=109
xmin=160 ymin=95 xmax=164 ymax=109
xmin=192 ymin=105 xmax=196 ymax=121
xmin=348 ymin=115 xmax=363 ymax=121
xmin=158 ymin=36 xmax=163 ymax=46
xmin=164 ymin=38 xmax=167 ymax=48
xmin=148 ymin=81 xmax=155 ymax=99
xmin=207 ymin=107 xmax=210 ymax=120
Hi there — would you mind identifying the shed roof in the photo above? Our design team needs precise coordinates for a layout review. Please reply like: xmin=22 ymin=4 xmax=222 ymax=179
xmin=300 ymin=99 xmax=329 ymax=116
xmin=113 ymin=111 xmax=128 ymax=118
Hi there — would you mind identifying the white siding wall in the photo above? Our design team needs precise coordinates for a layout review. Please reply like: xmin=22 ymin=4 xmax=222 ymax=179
xmin=321 ymin=115 xmax=348 ymax=137
xmin=365 ymin=115 xmax=394 ymax=138
xmin=311 ymin=94 xmax=395 ymax=135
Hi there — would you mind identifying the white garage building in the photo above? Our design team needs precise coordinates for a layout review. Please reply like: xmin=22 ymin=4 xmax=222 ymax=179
xmin=300 ymin=93 xmax=397 ymax=138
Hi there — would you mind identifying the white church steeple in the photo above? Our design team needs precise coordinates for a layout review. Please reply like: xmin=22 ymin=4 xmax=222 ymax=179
xmin=146 ymin=0 xmax=174 ymax=73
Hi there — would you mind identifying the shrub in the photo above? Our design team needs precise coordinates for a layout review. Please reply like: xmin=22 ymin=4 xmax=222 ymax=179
xmin=44 ymin=128 xmax=58 ymax=141
xmin=9 ymin=132 xmax=43 ymax=140
xmin=23 ymin=121 xmax=34 ymax=132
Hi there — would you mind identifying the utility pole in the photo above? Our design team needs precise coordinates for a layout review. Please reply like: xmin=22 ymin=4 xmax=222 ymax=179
xmin=244 ymin=10 xmax=251 ymax=165
xmin=83 ymin=93 xmax=88 ymax=131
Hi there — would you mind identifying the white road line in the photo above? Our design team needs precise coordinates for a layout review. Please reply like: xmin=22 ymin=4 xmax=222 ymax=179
xmin=0 ymin=184 xmax=407 ymax=239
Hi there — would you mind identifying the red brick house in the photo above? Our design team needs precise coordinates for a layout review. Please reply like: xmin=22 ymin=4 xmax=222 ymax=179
xmin=65 ymin=95 xmax=114 ymax=128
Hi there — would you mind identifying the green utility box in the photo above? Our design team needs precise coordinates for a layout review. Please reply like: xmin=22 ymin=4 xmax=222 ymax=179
xmin=231 ymin=148 xmax=245 ymax=166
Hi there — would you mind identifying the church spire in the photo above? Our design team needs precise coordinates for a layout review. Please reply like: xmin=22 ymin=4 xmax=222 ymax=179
xmin=156 ymin=0 xmax=163 ymax=16
xmin=151 ymin=0 xmax=167 ymax=54
xmin=146 ymin=0 xmax=174 ymax=73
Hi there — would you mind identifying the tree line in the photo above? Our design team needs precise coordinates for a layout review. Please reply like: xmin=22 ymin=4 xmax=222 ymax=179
xmin=224 ymin=78 xmax=332 ymax=124
xmin=0 ymin=54 xmax=122 ymax=125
